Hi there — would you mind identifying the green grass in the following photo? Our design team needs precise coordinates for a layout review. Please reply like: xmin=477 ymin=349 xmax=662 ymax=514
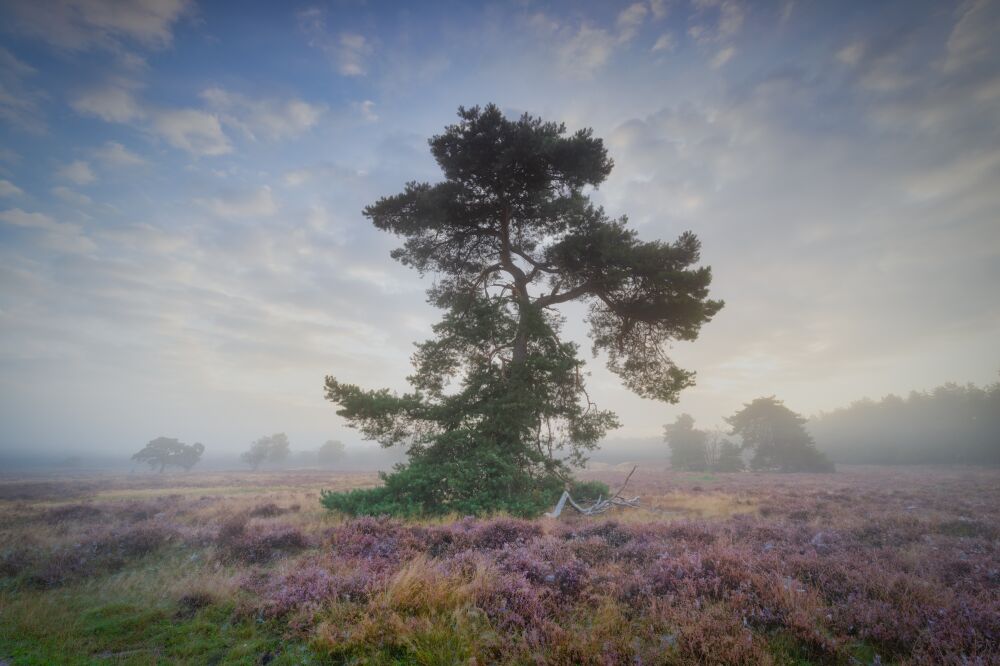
xmin=0 ymin=593 xmax=322 ymax=665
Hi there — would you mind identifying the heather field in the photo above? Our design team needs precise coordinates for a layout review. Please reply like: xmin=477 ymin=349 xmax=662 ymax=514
xmin=1 ymin=467 xmax=998 ymax=665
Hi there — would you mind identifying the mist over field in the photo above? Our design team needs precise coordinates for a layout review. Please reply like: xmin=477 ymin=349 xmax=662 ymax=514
xmin=1 ymin=0 xmax=998 ymax=664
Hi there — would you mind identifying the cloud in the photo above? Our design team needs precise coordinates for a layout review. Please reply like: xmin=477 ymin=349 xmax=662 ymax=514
xmin=944 ymin=0 xmax=1000 ymax=73
xmin=57 ymin=160 xmax=97 ymax=185
xmin=3 ymin=0 xmax=193 ymax=51
xmin=616 ymin=3 xmax=649 ymax=43
xmin=710 ymin=46 xmax=736 ymax=69
xmin=344 ymin=266 xmax=422 ymax=295
xmin=200 ymin=185 xmax=277 ymax=218
xmin=336 ymin=33 xmax=372 ymax=77
xmin=94 ymin=141 xmax=146 ymax=166
xmin=152 ymin=109 xmax=231 ymax=156
xmin=652 ymin=33 xmax=675 ymax=52
xmin=557 ymin=25 xmax=616 ymax=78
xmin=0 ymin=207 xmax=96 ymax=254
xmin=688 ymin=0 xmax=745 ymax=44
xmin=1 ymin=208 xmax=58 ymax=229
xmin=0 ymin=47 xmax=46 ymax=133
xmin=72 ymin=82 xmax=144 ymax=122
xmin=200 ymin=87 xmax=326 ymax=141
xmin=836 ymin=41 xmax=864 ymax=67
xmin=650 ymin=0 xmax=669 ymax=21
xmin=0 ymin=179 xmax=24 ymax=197
xmin=52 ymin=185 xmax=93 ymax=206
xmin=282 ymin=162 xmax=361 ymax=188
xmin=297 ymin=9 xmax=373 ymax=77
xmin=354 ymin=99 xmax=378 ymax=123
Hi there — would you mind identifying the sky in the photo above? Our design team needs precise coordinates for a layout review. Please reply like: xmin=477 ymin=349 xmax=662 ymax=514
xmin=0 ymin=0 xmax=998 ymax=459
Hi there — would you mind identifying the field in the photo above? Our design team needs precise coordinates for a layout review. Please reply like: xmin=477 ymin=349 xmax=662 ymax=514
xmin=0 ymin=466 xmax=997 ymax=665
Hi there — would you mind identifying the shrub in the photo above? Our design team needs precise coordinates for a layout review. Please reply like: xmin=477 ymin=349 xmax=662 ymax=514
xmin=217 ymin=518 xmax=309 ymax=564
xmin=25 ymin=523 xmax=175 ymax=588
xmin=0 ymin=548 xmax=34 ymax=578
xmin=175 ymin=591 xmax=215 ymax=619
xmin=320 ymin=463 xmax=571 ymax=518
xmin=469 ymin=518 xmax=542 ymax=550
xmin=243 ymin=563 xmax=374 ymax=618
xmin=42 ymin=503 xmax=104 ymax=524
xmin=248 ymin=503 xmax=288 ymax=518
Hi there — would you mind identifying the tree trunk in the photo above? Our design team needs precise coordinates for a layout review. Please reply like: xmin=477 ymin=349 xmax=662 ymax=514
xmin=499 ymin=206 xmax=531 ymax=366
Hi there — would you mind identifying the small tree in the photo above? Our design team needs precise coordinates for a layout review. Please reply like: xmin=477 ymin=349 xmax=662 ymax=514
xmin=664 ymin=414 xmax=709 ymax=471
xmin=241 ymin=433 xmax=290 ymax=471
xmin=322 ymin=105 xmax=722 ymax=517
xmin=132 ymin=437 xmax=204 ymax=473
xmin=317 ymin=439 xmax=345 ymax=467
xmin=726 ymin=397 xmax=833 ymax=472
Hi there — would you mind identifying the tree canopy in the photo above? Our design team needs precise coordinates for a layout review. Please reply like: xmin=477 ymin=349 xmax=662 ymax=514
xmin=663 ymin=414 xmax=709 ymax=471
xmin=317 ymin=439 xmax=346 ymax=467
xmin=241 ymin=433 xmax=290 ymax=471
xmin=132 ymin=437 xmax=204 ymax=473
xmin=727 ymin=397 xmax=833 ymax=472
xmin=323 ymin=104 xmax=722 ymax=517
xmin=808 ymin=380 xmax=1000 ymax=465
xmin=663 ymin=415 xmax=745 ymax=472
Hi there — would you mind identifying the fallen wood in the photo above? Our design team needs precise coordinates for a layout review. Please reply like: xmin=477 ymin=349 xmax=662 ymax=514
xmin=545 ymin=466 xmax=640 ymax=518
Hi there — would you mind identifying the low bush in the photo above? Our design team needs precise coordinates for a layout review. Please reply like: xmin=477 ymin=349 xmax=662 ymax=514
xmin=217 ymin=518 xmax=309 ymax=564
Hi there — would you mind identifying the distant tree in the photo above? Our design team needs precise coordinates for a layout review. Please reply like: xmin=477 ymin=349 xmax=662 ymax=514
xmin=711 ymin=438 xmax=746 ymax=472
xmin=293 ymin=449 xmax=318 ymax=467
xmin=322 ymin=105 xmax=722 ymax=517
xmin=175 ymin=442 xmax=205 ymax=470
xmin=241 ymin=433 xmax=290 ymax=471
xmin=317 ymin=439 xmax=345 ymax=467
xmin=726 ymin=397 xmax=833 ymax=472
xmin=664 ymin=414 xmax=709 ymax=471
xmin=132 ymin=437 xmax=205 ymax=473
xmin=809 ymin=380 xmax=1000 ymax=465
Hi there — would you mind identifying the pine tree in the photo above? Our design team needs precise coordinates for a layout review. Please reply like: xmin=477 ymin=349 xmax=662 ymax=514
xmin=322 ymin=105 xmax=723 ymax=516
xmin=726 ymin=397 xmax=833 ymax=472
xmin=663 ymin=414 xmax=709 ymax=471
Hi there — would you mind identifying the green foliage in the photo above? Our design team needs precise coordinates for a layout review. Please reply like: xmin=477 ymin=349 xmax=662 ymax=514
xmin=727 ymin=397 xmax=834 ymax=472
xmin=712 ymin=439 xmax=746 ymax=472
xmin=568 ymin=479 xmax=611 ymax=502
xmin=131 ymin=437 xmax=204 ymax=473
xmin=317 ymin=439 xmax=345 ymax=467
xmin=664 ymin=414 xmax=709 ymax=471
xmin=241 ymin=433 xmax=290 ymax=471
xmin=323 ymin=104 xmax=721 ymax=517
xmin=809 ymin=380 xmax=1000 ymax=465
xmin=320 ymin=473 xmax=610 ymax=519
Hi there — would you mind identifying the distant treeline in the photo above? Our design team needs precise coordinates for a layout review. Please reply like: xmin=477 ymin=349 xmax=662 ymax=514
xmin=809 ymin=381 xmax=1000 ymax=465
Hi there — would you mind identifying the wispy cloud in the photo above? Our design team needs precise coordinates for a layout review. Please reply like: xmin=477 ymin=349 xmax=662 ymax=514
xmin=94 ymin=141 xmax=146 ymax=167
xmin=710 ymin=46 xmax=735 ymax=69
xmin=2 ymin=0 xmax=192 ymax=51
xmin=297 ymin=8 xmax=373 ymax=77
xmin=151 ymin=108 xmax=231 ymax=156
xmin=200 ymin=87 xmax=326 ymax=141
xmin=0 ymin=207 xmax=97 ymax=254
xmin=0 ymin=179 xmax=24 ymax=197
xmin=72 ymin=81 xmax=144 ymax=122
xmin=0 ymin=46 xmax=46 ymax=133
xmin=616 ymin=3 xmax=649 ymax=44
xmin=199 ymin=185 xmax=277 ymax=218
xmin=57 ymin=160 xmax=97 ymax=185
